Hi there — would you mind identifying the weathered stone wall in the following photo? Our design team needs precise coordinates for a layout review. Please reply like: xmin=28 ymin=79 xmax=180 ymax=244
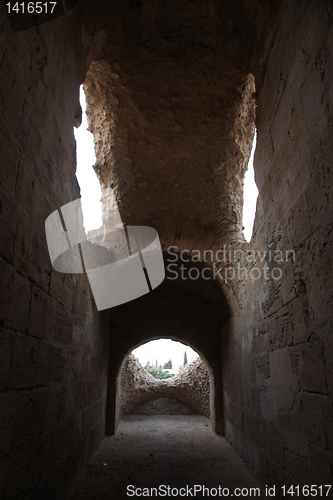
xmin=222 ymin=0 xmax=333 ymax=488
xmin=120 ymin=355 xmax=210 ymax=418
xmin=132 ymin=397 xmax=199 ymax=415
xmin=82 ymin=0 xmax=333 ymax=487
xmin=0 ymin=7 xmax=111 ymax=499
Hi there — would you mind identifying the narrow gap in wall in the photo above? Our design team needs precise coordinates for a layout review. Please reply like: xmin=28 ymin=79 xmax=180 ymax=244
xmin=74 ymin=85 xmax=103 ymax=234
xmin=243 ymin=130 xmax=258 ymax=242
xmin=132 ymin=339 xmax=199 ymax=377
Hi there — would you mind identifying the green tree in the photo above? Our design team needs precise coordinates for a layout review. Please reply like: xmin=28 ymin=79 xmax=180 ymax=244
xmin=183 ymin=351 xmax=188 ymax=366
xmin=145 ymin=364 xmax=173 ymax=379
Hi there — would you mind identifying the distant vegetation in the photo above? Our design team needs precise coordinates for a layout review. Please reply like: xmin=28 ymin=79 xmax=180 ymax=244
xmin=145 ymin=364 xmax=174 ymax=379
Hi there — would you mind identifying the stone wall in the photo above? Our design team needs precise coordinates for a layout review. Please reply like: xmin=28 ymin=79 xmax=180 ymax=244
xmin=221 ymin=0 xmax=333 ymax=488
xmin=0 ymin=7 xmax=111 ymax=499
xmin=132 ymin=398 xmax=199 ymax=416
xmin=120 ymin=355 xmax=210 ymax=418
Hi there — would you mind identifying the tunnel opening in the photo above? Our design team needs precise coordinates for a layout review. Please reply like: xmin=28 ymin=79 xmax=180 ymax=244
xmin=119 ymin=339 xmax=211 ymax=421
xmin=132 ymin=338 xmax=199 ymax=375
xmin=105 ymin=284 xmax=229 ymax=436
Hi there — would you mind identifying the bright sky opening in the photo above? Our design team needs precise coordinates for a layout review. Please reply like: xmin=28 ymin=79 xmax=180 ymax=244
xmin=132 ymin=339 xmax=199 ymax=373
xmin=243 ymin=132 xmax=258 ymax=242
xmin=74 ymin=85 xmax=103 ymax=232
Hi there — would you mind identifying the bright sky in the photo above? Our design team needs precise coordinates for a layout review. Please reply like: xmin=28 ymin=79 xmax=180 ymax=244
xmin=242 ymin=133 xmax=258 ymax=242
xmin=74 ymin=86 xmax=103 ymax=232
xmin=132 ymin=339 xmax=199 ymax=371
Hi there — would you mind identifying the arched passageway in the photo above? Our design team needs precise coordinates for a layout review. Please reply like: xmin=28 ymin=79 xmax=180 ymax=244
xmin=119 ymin=342 xmax=210 ymax=418
xmin=106 ymin=281 xmax=230 ymax=435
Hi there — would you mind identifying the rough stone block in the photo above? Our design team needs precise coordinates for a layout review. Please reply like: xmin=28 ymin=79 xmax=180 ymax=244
xmin=288 ymin=296 xmax=309 ymax=344
xmin=29 ymin=285 xmax=56 ymax=340
xmin=271 ymin=83 xmax=295 ymax=153
xmin=290 ymin=392 xmax=326 ymax=449
xmin=54 ymin=303 xmax=73 ymax=344
xmin=15 ymin=157 xmax=52 ymax=236
xmin=0 ymin=258 xmax=32 ymax=332
xmin=11 ymin=336 xmax=48 ymax=390
xmin=283 ymin=429 xmax=310 ymax=458
xmin=277 ymin=409 xmax=290 ymax=430
xmin=288 ymin=0 xmax=329 ymax=95
xmin=0 ymin=183 xmax=18 ymax=261
xmin=72 ymin=287 xmax=89 ymax=329
xmin=301 ymin=44 xmax=327 ymax=132
xmin=288 ymin=194 xmax=311 ymax=245
xmin=17 ymin=99 xmax=42 ymax=166
xmin=268 ymin=306 xmax=294 ymax=350
xmin=324 ymin=344 xmax=333 ymax=399
xmin=259 ymin=419 xmax=271 ymax=456
xmin=290 ymin=342 xmax=327 ymax=394
xmin=260 ymin=347 xmax=298 ymax=423
xmin=280 ymin=260 xmax=296 ymax=305
xmin=322 ymin=396 xmax=333 ymax=453
xmin=46 ymin=344 xmax=66 ymax=385
xmin=0 ymin=337 xmax=13 ymax=392
xmin=284 ymin=450 xmax=302 ymax=482
xmin=26 ymin=432 xmax=54 ymax=493
xmin=13 ymin=214 xmax=51 ymax=291
xmin=0 ymin=391 xmax=19 ymax=458
xmin=0 ymin=442 xmax=30 ymax=500
xmin=0 ymin=51 xmax=26 ymax=133
xmin=307 ymin=87 xmax=333 ymax=171
xmin=0 ymin=115 xmax=20 ymax=195
xmin=13 ymin=389 xmax=48 ymax=448
xmin=309 ymin=444 xmax=333 ymax=484
xmin=305 ymin=171 xmax=329 ymax=233
xmin=255 ymin=353 xmax=270 ymax=385
xmin=50 ymin=271 xmax=74 ymax=310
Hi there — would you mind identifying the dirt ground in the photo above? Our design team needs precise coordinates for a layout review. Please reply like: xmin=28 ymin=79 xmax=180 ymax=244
xmin=63 ymin=415 xmax=269 ymax=499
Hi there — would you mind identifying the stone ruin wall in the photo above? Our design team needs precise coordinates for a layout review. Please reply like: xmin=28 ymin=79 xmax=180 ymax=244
xmin=119 ymin=354 xmax=210 ymax=418
xmin=0 ymin=9 xmax=111 ymax=499
xmin=221 ymin=0 xmax=333 ymax=487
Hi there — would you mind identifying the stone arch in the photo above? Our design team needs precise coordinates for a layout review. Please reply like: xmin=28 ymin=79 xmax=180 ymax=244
xmin=105 ymin=283 xmax=231 ymax=435
xmin=118 ymin=339 xmax=211 ymax=418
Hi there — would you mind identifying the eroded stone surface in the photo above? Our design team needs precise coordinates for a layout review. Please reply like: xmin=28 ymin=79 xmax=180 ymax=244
xmin=84 ymin=54 xmax=255 ymax=238
xmin=120 ymin=355 xmax=210 ymax=418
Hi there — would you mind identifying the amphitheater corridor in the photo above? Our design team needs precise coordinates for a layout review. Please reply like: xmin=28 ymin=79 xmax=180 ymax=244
xmin=64 ymin=415 xmax=268 ymax=500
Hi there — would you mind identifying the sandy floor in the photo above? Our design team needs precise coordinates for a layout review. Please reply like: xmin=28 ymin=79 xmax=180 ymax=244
xmin=64 ymin=415 xmax=268 ymax=499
